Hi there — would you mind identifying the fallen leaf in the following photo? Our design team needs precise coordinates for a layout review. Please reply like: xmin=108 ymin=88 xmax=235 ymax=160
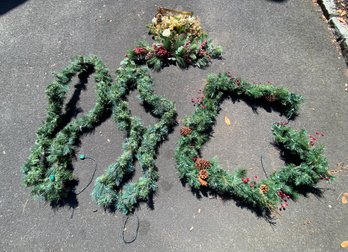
xmin=224 ymin=116 xmax=231 ymax=126
xmin=343 ymin=192 xmax=348 ymax=197
xmin=342 ymin=195 xmax=348 ymax=204
xmin=341 ymin=241 xmax=348 ymax=248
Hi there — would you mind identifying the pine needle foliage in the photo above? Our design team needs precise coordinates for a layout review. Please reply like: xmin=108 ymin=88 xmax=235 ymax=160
xmin=91 ymin=59 xmax=177 ymax=214
xmin=21 ymin=11 xmax=222 ymax=214
xmin=175 ymin=73 xmax=331 ymax=215
xmin=22 ymin=56 xmax=113 ymax=201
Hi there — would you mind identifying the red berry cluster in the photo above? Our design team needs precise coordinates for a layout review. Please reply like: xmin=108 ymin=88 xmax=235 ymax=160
xmin=133 ymin=47 xmax=148 ymax=55
xmin=309 ymin=131 xmax=325 ymax=146
xmin=278 ymin=191 xmax=290 ymax=211
xmin=191 ymin=89 xmax=206 ymax=109
xmin=241 ymin=175 xmax=259 ymax=187
xmin=153 ymin=44 xmax=170 ymax=58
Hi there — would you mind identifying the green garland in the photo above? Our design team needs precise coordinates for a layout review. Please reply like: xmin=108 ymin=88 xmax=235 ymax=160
xmin=91 ymin=59 xmax=177 ymax=213
xmin=175 ymin=73 xmax=332 ymax=215
xmin=22 ymin=56 xmax=113 ymax=201
xmin=22 ymin=10 xmax=222 ymax=214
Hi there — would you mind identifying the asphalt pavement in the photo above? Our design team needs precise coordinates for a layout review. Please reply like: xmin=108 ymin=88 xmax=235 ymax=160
xmin=1 ymin=0 xmax=348 ymax=251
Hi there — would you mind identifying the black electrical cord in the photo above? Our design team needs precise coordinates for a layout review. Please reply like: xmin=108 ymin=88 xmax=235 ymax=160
xmin=122 ymin=213 xmax=140 ymax=244
xmin=76 ymin=154 xmax=97 ymax=195
xmin=75 ymin=153 xmax=140 ymax=244
xmin=260 ymin=155 xmax=269 ymax=178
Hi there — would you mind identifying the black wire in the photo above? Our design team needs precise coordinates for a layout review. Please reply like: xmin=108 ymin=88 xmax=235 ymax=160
xmin=76 ymin=157 xmax=97 ymax=195
xmin=122 ymin=213 xmax=140 ymax=244
xmin=260 ymin=155 xmax=269 ymax=178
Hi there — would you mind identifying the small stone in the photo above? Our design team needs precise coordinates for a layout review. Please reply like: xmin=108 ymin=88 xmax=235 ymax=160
xmin=328 ymin=204 xmax=332 ymax=208
xmin=107 ymin=139 xmax=110 ymax=142
xmin=189 ymin=226 xmax=194 ymax=231
xmin=198 ymin=208 xmax=201 ymax=213
xmin=2 ymin=151 xmax=5 ymax=154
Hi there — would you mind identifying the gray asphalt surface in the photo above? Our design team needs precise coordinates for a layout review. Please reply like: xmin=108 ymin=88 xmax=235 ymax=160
xmin=1 ymin=0 xmax=348 ymax=251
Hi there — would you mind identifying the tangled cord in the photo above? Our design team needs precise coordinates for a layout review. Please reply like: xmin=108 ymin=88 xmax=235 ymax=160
xmin=74 ymin=153 xmax=140 ymax=244
xmin=70 ymin=154 xmax=98 ymax=219
xmin=122 ymin=213 xmax=140 ymax=244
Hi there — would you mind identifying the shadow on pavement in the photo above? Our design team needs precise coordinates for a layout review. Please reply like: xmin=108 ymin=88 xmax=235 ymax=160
xmin=0 ymin=0 xmax=28 ymax=16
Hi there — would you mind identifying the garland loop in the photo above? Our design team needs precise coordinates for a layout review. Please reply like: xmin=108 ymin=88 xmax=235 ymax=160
xmin=175 ymin=73 xmax=332 ymax=214
xmin=22 ymin=10 xmax=222 ymax=214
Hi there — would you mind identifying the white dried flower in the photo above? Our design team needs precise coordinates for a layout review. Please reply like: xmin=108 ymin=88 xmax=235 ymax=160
xmin=162 ymin=28 xmax=171 ymax=37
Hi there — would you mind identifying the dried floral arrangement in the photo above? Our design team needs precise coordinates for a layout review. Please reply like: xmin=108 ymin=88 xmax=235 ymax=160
xmin=127 ymin=8 xmax=222 ymax=70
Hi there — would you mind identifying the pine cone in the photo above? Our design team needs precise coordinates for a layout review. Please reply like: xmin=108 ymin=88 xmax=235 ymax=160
xmin=259 ymin=184 xmax=269 ymax=194
xmin=264 ymin=94 xmax=276 ymax=103
xmin=198 ymin=177 xmax=208 ymax=186
xmin=195 ymin=158 xmax=211 ymax=170
xmin=180 ymin=126 xmax=192 ymax=136
xmin=198 ymin=169 xmax=209 ymax=179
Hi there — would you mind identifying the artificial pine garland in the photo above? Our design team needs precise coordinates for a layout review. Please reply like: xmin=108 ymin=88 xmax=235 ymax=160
xmin=175 ymin=72 xmax=332 ymax=215
xmin=22 ymin=8 xmax=330 ymax=216
xmin=22 ymin=9 xmax=222 ymax=214
xmin=91 ymin=59 xmax=177 ymax=213
xmin=22 ymin=56 xmax=113 ymax=201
